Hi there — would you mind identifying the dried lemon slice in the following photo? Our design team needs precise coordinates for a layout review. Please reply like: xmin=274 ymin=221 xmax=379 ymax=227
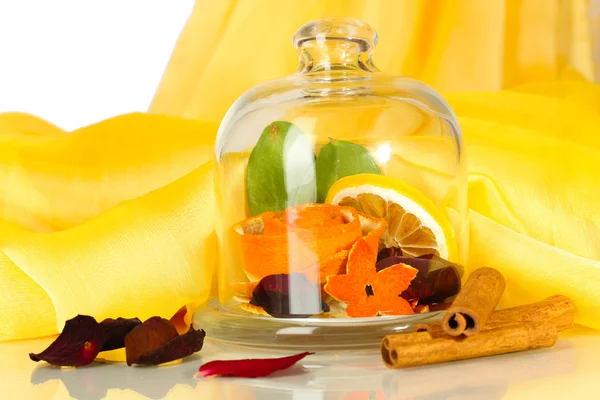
xmin=325 ymin=174 xmax=457 ymax=261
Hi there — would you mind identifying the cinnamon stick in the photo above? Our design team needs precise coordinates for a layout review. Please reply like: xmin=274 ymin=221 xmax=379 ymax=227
xmin=382 ymin=321 xmax=557 ymax=369
xmin=483 ymin=295 xmax=574 ymax=331
xmin=414 ymin=295 xmax=574 ymax=337
xmin=381 ymin=331 xmax=433 ymax=351
xmin=412 ymin=322 xmax=446 ymax=337
xmin=441 ymin=267 xmax=505 ymax=336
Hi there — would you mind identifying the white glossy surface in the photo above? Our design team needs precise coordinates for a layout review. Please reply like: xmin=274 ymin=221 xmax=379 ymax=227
xmin=2 ymin=327 xmax=599 ymax=400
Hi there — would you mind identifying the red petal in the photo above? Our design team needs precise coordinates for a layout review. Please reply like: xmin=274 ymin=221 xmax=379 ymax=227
xmin=198 ymin=352 xmax=313 ymax=378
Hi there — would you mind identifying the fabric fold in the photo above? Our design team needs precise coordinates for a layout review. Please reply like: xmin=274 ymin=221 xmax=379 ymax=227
xmin=468 ymin=211 xmax=600 ymax=330
xmin=2 ymin=162 xmax=216 ymax=334
xmin=150 ymin=0 xmax=595 ymax=119
xmin=0 ymin=113 xmax=216 ymax=232
xmin=0 ymin=114 xmax=218 ymax=340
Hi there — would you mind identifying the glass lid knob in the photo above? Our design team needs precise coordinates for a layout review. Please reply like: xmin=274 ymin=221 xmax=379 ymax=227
xmin=293 ymin=17 xmax=379 ymax=73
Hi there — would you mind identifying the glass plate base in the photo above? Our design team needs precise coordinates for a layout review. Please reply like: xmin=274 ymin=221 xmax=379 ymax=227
xmin=192 ymin=299 xmax=443 ymax=351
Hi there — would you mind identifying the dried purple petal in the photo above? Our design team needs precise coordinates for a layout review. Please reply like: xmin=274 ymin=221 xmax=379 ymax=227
xmin=376 ymin=255 xmax=430 ymax=273
xmin=198 ymin=352 xmax=313 ymax=378
xmin=404 ymin=266 xmax=461 ymax=304
xmin=250 ymin=273 xmax=329 ymax=318
xmin=29 ymin=314 xmax=205 ymax=368
xmin=377 ymin=247 xmax=403 ymax=263
xmin=100 ymin=317 xmax=142 ymax=351
xmin=29 ymin=315 xmax=103 ymax=367
xmin=124 ymin=317 xmax=179 ymax=366
xmin=376 ymin=255 xmax=461 ymax=305
xmin=136 ymin=327 xmax=206 ymax=365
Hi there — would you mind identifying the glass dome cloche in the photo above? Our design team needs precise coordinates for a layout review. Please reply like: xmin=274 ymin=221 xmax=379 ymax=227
xmin=196 ymin=17 xmax=468 ymax=350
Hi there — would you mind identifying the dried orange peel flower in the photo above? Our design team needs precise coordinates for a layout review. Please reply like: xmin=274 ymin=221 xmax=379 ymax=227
xmin=324 ymin=238 xmax=418 ymax=317
xmin=233 ymin=204 xmax=386 ymax=284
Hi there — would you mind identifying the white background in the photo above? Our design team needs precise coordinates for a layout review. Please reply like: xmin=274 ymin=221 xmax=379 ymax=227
xmin=0 ymin=0 xmax=193 ymax=131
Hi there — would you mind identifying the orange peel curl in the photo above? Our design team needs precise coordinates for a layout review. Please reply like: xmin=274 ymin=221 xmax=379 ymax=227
xmin=232 ymin=203 xmax=386 ymax=286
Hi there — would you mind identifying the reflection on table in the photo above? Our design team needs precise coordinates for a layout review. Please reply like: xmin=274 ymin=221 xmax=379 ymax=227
xmin=27 ymin=337 xmax=576 ymax=400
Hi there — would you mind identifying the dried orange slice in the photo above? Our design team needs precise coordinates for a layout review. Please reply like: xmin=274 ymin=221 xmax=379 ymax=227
xmin=326 ymin=174 xmax=457 ymax=261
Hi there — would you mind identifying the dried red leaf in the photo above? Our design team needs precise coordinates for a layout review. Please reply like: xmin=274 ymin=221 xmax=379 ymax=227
xmin=375 ymin=255 xmax=461 ymax=305
xmin=136 ymin=327 xmax=206 ymax=365
xmin=29 ymin=315 xmax=103 ymax=367
xmin=124 ymin=317 xmax=179 ymax=366
xmin=250 ymin=273 xmax=329 ymax=318
xmin=99 ymin=317 xmax=141 ymax=351
xmin=198 ymin=352 xmax=313 ymax=378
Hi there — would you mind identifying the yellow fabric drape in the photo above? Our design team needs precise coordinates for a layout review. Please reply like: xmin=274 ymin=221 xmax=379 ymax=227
xmin=0 ymin=114 xmax=218 ymax=340
xmin=150 ymin=0 xmax=597 ymax=120
xmin=447 ymin=82 xmax=600 ymax=327
xmin=1 ymin=0 xmax=599 ymax=341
